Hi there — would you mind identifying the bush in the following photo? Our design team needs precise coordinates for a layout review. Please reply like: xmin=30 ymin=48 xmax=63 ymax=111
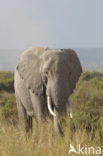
xmin=70 ymin=71 xmax=103 ymax=141
xmin=0 ymin=71 xmax=14 ymax=92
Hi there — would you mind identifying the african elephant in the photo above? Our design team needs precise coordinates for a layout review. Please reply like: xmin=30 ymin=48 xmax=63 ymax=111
xmin=14 ymin=47 xmax=82 ymax=134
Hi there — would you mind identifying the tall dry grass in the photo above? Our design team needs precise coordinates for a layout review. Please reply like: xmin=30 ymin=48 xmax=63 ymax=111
xmin=0 ymin=113 xmax=102 ymax=156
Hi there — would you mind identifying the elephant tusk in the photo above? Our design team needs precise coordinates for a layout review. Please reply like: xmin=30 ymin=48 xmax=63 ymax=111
xmin=68 ymin=100 xmax=73 ymax=118
xmin=47 ymin=96 xmax=56 ymax=117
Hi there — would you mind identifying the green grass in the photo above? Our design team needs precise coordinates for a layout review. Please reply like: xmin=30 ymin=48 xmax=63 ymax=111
xmin=0 ymin=71 xmax=103 ymax=156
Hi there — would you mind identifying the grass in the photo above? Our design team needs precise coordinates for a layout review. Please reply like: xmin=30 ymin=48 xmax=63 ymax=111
xmin=0 ymin=71 xmax=103 ymax=156
xmin=0 ymin=117 xmax=102 ymax=156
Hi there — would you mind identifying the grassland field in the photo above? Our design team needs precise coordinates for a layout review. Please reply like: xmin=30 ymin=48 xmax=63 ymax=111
xmin=0 ymin=71 xmax=103 ymax=156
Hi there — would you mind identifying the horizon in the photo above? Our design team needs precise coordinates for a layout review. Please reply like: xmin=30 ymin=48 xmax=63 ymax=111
xmin=0 ymin=48 xmax=103 ymax=71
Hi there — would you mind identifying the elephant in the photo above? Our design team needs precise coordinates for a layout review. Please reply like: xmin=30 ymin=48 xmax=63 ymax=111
xmin=14 ymin=47 xmax=82 ymax=134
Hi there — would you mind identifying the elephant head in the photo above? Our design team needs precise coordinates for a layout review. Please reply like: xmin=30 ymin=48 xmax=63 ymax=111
xmin=16 ymin=47 xmax=82 ymax=134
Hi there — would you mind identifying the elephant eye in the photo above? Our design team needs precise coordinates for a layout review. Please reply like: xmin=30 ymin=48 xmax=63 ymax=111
xmin=45 ymin=71 xmax=48 ymax=74
xmin=43 ymin=71 xmax=48 ymax=84
xmin=44 ymin=70 xmax=48 ymax=76
xmin=45 ymin=77 xmax=48 ymax=84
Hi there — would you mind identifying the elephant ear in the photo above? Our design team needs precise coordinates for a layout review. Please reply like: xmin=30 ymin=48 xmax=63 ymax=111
xmin=16 ymin=48 xmax=45 ymax=96
xmin=63 ymin=49 xmax=82 ymax=94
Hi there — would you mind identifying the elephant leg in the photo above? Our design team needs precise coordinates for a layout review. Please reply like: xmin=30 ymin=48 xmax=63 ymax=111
xmin=16 ymin=97 xmax=32 ymax=132
xmin=30 ymin=92 xmax=46 ymax=123
xmin=30 ymin=91 xmax=48 ymax=123
xmin=26 ymin=116 xmax=32 ymax=133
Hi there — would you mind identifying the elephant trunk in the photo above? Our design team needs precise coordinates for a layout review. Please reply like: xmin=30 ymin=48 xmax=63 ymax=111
xmin=47 ymin=96 xmax=65 ymax=135
xmin=47 ymin=96 xmax=73 ymax=135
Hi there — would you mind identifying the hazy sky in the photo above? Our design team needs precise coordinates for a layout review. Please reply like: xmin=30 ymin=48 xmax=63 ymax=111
xmin=0 ymin=0 xmax=103 ymax=49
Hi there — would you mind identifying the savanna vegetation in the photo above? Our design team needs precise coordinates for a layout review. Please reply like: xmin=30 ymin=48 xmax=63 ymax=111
xmin=0 ymin=71 xmax=103 ymax=156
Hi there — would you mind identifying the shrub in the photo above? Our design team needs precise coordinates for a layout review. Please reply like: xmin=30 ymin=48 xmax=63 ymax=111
xmin=0 ymin=71 xmax=14 ymax=92
xmin=70 ymin=71 xmax=103 ymax=141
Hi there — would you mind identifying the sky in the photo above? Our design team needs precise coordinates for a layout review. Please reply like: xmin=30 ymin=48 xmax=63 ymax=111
xmin=0 ymin=0 xmax=103 ymax=49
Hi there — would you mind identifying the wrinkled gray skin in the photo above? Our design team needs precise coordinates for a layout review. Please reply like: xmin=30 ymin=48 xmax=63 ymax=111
xmin=14 ymin=47 xmax=82 ymax=134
